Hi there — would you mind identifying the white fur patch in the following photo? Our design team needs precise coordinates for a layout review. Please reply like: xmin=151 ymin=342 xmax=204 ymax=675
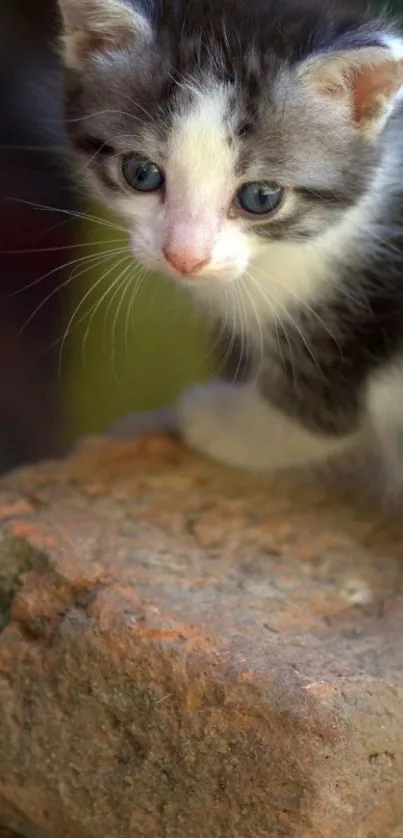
xmin=177 ymin=380 xmax=357 ymax=471
xmin=193 ymin=195 xmax=372 ymax=351
xmin=382 ymin=34 xmax=403 ymax=61
xmin=366 ymin=363 xmax=403 ymax=493
xmin=118 ymin=82 xmax=252 ymax=281
xmin=163 ymin=83 xmax=247 ymax=271
xmin=169 ymin=84 xmax=235 ymax=212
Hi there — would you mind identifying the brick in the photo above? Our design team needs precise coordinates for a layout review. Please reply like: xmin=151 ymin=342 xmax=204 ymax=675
xmin=0 ymin=435 xmax=403 ymax=837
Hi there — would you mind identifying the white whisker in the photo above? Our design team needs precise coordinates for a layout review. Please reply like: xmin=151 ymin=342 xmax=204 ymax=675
xmin=110 ymin=265 xmax=137 ymax=381
xmin=2 ymin=237 xmax=127 ymax=256
xmin=244 ymin=272 xmax=296 ymax=380
xmin=83 ymin=257 xmax=133 ymax=369
xmin=18 ymin=249 xmax=128 ymax=335
xmin=250 ymin=261 xmax=343 ymax=362
xmin=3 ymin=197 xmax=126 ymax=233
xmin=124 ymin=265 xmax=149 ymax=356
xmin=238 ymin=276 xmax=264 ymax=376
xmin=59 ymin=254 xmax=131 ymax=373
xmin=246 ymin=270 xmax=321 ymax=372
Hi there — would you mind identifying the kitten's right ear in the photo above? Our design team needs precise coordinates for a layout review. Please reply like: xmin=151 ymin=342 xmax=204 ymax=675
xmin=57 ymin=0 xmax=152 ymax=69
xmin=298 ymin=39 xmax=403 ymax=137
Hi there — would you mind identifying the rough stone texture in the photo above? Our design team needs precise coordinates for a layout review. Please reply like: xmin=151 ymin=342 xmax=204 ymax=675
xmin=1 ymin=435 xmax=403 ymax=838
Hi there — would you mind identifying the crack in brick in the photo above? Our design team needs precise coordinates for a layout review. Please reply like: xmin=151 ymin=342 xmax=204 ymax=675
xmin=0 ymin=538 xmax=49 ymax=633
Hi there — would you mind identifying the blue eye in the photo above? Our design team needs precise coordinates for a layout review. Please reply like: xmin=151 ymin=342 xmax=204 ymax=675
xmin=235 ymin=182 xmax=283 ymax=216
xmin=122 ymin=154 xmax=164 ymax=192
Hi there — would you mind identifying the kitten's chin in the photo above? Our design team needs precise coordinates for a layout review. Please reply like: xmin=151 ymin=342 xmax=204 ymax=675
xmin=167 ymin=262 xmax=245 ymax=286
xmin=165 ymin=268 xmax=247 ymax=294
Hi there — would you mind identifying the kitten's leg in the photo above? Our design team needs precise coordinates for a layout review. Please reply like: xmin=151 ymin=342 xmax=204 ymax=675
xmin=366 ymin=363 xmax=403 ymax=496
xmin=176 ymin=380 xmax=358 ymax=472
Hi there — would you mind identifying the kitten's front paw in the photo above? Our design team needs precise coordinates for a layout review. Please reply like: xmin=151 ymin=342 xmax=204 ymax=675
xmin=177 ymin=381 xmax=247 ymax=466
xmin=108 ymin=405 xmax=178 ymax=439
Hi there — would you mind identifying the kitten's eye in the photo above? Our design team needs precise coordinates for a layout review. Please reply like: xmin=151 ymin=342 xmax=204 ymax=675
xmin=234 ymin=182 xmax=283 ymax=216
xmin=122 ymin=154 xmax=164 ymax=192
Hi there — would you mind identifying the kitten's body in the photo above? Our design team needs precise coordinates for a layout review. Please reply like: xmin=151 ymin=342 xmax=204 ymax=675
xmin=58 ymin=0 xmax=403 ymax=495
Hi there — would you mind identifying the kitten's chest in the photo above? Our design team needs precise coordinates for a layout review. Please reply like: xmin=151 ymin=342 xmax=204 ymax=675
xmin=225 ymin=241 xmax=333 ymax=340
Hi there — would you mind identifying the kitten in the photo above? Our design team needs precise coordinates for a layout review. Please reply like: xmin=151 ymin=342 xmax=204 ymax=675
xmin=58 ymin=0 xmax=403 ymax=494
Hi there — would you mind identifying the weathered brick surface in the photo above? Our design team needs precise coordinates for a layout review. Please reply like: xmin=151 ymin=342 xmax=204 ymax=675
xmin=1 ymin=435 xmax=403 ymax=838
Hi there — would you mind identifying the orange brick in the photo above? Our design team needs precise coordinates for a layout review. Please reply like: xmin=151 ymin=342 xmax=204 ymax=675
xmin=0 ymin=435 xmax=403 ymax=837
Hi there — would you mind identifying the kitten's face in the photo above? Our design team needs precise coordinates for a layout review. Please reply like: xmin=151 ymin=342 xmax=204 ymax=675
xmin=60 ymin=0 xmax=401 ymax=289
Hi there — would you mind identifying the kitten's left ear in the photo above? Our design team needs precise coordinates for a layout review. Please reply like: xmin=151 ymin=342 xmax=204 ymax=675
xmin=298 ymin=39 xmax=403 ymax=136
xmin=58 ymin=0 xmax=152 ymax=69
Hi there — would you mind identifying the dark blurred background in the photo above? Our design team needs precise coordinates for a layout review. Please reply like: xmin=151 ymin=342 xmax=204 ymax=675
xmin=0 ymin=0 xmax=76 ymax=470
xmin=0 ymin=0 xmax=401 ymax=473
xmin=0 ymin=0 xmax=209 ymax=473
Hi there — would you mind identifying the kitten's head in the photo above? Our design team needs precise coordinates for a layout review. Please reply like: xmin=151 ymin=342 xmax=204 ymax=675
xmin=58 ymin=0 xmax=403 ymax=286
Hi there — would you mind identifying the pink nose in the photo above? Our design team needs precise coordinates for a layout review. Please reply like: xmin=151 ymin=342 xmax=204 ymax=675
xmin=163 ymin=247 xmax=209 ymax=276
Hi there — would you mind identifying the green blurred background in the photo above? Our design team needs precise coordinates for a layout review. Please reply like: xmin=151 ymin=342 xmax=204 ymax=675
xmin=65 ymin=208 xmax=210 ymax=441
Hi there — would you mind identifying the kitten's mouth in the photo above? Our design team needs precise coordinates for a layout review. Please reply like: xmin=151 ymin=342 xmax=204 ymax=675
xmin=160 ymin=251 xmax=243 ymax=285
xmin=162 ymin=262 xmax=216 ymax=284
xmin=161 ymin=260 xmax=241 ymax=286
